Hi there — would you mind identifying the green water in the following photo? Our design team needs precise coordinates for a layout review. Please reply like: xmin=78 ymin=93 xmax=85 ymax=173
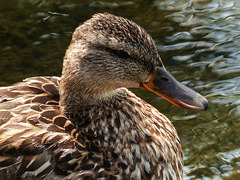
xmin=1 ymin=0 xmax=240 ymax=179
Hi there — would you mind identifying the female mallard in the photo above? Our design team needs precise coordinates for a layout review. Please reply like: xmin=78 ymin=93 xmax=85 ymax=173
xmin=0 ymin=13 xmax=208 ymax=179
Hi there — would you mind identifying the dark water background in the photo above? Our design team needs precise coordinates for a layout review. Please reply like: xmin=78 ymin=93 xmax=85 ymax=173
xmin=1 ymin=0 xmax=240 ymax=179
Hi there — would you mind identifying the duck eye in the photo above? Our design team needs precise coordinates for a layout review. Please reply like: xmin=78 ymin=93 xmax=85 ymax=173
xmin=110 ymin=49 xmax=131 ymax=59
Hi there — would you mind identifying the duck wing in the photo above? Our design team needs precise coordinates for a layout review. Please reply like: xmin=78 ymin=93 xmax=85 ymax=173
xmin=0 ymin=77 xmax=81 ymax=179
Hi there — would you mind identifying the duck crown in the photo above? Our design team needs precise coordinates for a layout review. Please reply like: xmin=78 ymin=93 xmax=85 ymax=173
xmin=73 ymin=13 xmax=160 ymax=64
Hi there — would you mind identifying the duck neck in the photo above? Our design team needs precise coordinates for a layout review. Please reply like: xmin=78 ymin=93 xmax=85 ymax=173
xmin=59 ymin=86 xmax=138 ymax=149
xmin=59 ymin=81 xmax=122 ymax=124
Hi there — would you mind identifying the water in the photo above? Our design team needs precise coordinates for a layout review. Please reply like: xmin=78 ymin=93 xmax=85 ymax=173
xmin=1 ymin=0 xmax=240 ymax=179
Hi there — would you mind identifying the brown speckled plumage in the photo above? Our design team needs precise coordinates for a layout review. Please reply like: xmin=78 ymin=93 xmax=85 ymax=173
xmin=0 ymin=13 xmax=208 ymax=179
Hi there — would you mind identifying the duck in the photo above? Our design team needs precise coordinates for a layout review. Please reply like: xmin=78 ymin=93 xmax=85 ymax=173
xmin=0 ymin=13 xmax=208 ymax=180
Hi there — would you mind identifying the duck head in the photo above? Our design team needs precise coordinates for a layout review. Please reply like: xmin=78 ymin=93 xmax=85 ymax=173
xmin=60 ymin=13 xmax=208 ymax=111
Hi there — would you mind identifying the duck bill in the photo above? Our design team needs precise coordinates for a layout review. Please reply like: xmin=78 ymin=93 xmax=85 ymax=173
xmin=141 ymin=66 xmax=208 ymax=111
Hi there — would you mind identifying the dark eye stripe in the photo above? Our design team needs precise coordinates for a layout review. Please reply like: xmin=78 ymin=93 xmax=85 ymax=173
xmin=103 ymin=47 xmax=131 ymax=59
xmin=109 ymin=49 xmax=131 ymax=59
xmin=93 ymin=45 xmax=132 ymax=59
